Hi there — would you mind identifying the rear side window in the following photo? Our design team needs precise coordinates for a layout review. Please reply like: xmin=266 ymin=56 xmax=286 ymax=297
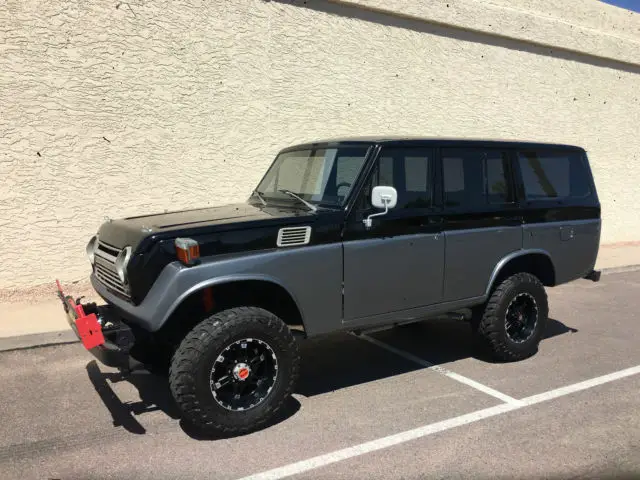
xmin=517 ymin=150 xmax=591 ymax=200
xmin=442 ymin=148 xmax=514 ymax=208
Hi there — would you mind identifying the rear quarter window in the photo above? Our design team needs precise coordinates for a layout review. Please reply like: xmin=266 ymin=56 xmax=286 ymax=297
xmin=517 ymin=150 xmax=591 ymax=200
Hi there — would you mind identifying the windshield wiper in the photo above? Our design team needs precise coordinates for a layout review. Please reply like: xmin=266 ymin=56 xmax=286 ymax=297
xmin=277 ymin=189 xmax=318 ymax=212
xmin=252 ymin=190 xmax=267 ymax=206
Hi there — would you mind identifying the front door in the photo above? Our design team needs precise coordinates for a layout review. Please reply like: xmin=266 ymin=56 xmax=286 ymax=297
xmin=342 ymin=146 xmax=445 ymax=322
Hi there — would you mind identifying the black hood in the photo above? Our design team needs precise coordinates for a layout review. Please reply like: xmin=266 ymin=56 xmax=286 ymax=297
xmin=96 ymin=202 xmax=316 ymax=251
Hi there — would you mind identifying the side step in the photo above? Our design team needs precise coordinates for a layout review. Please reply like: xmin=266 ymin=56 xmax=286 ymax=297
xmin=352 ymin=311 xmax=470 ymax=336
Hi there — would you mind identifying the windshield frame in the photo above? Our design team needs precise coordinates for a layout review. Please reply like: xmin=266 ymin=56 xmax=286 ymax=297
xmin=252 ymin=143 xmax=374 ymax=210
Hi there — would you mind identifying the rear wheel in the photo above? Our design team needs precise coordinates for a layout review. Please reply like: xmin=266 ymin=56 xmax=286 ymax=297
xmin=169 ymin=307 xmax=300 ymax=436
xmin=476 ymin=273 xmax=548 ymax=361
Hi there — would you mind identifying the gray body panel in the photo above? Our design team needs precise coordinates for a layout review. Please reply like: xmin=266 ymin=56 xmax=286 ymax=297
xmin=93 ymin=219 xmax=600 ymax=338
xmin=524 ymin=219 xmax=601 ymax=284
xmin=342 ymin=295 xmax=486 ymax=330
xmin=442 ymin=226 xmax=523 ymax=302
xmin=92 ymin=244 xmax=344 ymax=337
xmin=343 ymin=233 xmax=445 ymax=320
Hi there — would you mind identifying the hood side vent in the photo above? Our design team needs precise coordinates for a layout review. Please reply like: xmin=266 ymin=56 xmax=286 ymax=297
xmin=277 ymin=226 xmax=312 ymax=247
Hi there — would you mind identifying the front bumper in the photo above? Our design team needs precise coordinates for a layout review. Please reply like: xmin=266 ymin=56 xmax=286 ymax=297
xmin=57 ymin=280 xmax=136 ymax=370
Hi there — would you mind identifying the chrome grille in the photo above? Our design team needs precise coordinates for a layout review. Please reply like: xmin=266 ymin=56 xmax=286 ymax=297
xmin=94 ymin=241 xmax=131 ymax=300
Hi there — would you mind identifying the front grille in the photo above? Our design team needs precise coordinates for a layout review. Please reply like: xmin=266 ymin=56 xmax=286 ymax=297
xmin=94 ymin=241 xmax=131 ymax=301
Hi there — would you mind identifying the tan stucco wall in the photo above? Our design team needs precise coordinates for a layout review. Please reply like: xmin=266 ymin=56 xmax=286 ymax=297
xmin=1 ymin=0 xmax=639 ymax=292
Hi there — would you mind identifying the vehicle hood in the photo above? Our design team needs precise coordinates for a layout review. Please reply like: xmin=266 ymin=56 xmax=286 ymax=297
xmin=96 ymin=202 xmax=315 ymax=251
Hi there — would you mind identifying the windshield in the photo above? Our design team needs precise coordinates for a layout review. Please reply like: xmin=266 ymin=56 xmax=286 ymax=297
xmin=255 ymin=146 xmax=370 ymax=207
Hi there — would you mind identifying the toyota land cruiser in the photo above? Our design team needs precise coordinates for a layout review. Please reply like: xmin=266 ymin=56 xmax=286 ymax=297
xmin=57 ymin=137 xmax=601 ymax=435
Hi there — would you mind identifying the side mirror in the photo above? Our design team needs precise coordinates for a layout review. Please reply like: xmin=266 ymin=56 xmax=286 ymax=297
xmin=371 ymin=186 xmax=398 ymax=209
xmin=364 ymin=186 xmax=398 ymax=229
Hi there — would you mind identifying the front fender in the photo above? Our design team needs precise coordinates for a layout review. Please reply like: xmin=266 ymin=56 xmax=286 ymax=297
xmin=92 ymin=244 xmax=343 ymax=336
xmin=164 ymin=272 xmax=305 ymax=327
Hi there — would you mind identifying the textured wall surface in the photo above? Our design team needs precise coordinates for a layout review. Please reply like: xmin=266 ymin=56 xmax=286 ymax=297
xmin=1 ymin=0 xmax=639 ymax=292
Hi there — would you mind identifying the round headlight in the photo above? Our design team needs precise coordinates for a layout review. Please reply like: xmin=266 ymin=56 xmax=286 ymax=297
xmin=115 ymin=246 xmax=132 ymax=284
xmin=86 ymin=236 xmax=98 ymax=265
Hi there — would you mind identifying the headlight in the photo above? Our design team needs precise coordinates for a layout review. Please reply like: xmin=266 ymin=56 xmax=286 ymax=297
xmin=86 ymin=236 xmax=98 ymax=265
xmin=115 ymin=246 xmax=132 ymax=284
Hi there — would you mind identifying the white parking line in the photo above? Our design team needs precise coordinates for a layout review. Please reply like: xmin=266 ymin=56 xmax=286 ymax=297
xmin=356 ymin=333 xmax=524 ymax=406
xmin=521 ymin=365 xmax=640 ymax=405
xmin=238 ymin=365 xmax=640 ymax=480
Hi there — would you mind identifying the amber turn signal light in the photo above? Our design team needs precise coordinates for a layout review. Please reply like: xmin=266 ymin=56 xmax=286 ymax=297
xmin=175 ymin=237 xmax=200 ymax=266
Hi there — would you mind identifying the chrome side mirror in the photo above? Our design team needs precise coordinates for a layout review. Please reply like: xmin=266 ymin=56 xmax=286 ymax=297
xmin=363 ymin=186 xmax=398 ymax=229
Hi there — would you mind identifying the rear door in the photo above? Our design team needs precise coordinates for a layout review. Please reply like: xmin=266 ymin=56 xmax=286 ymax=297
xmin=515 ymin=148 xmax=601 ymax=283
xmin=440 ymin=147 xmax=523 ymax=302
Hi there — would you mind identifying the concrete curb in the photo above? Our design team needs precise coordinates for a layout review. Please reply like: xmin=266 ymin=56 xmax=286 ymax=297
xmin=0 ymin=330 xmax=79 ymax=352
xmin=2 ymin=264 xmax=640 ymax=353
xmin=600 ymin=264 xmax=640 ymax=275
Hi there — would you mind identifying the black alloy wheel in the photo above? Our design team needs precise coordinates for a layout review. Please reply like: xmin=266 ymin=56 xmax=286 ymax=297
xmin=209 ymin=337 xmax=278 ymax=411
xmin=504 ymin=292 xmax=539 ymax=344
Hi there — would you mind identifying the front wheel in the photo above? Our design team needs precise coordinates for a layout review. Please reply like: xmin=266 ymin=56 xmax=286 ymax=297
xmin=476 ymin=273 xmax=549 ymax=362
xmin=169 ymin=307 xmax=300 ymax=436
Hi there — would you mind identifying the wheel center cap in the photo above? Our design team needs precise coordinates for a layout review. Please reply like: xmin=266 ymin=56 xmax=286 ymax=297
xmin=233 ymin=363 xmax=251 ymax=381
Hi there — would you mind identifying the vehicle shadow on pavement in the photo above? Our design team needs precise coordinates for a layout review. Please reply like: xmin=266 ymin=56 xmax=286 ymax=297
xmin=85 ymin=318 xmax=575 ymax=437
xmin=296 ymin=317 xmax=577 ymax=397
xmin=86 ymin=360 xmax=301 ymax=439
xmin=180 ymin=396 xmax=301 ymax=441
xmin=86 ymin=360 xmax=178 ymax=435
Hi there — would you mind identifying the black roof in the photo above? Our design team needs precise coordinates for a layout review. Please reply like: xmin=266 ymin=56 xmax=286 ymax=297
xmin=283 ymin=136 xmax=584 ymax=151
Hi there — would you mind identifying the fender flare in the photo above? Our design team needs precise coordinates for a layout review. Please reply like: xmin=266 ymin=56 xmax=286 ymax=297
xmin=159 ymin=273 xmax=306 ymax=330
xmin=483 ymin=248 xmax=554 ymax=299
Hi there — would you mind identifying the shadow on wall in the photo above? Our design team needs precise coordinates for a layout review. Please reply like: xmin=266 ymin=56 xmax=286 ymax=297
xmin=269 ymin=0 xmax=640 ymax=75
xmin=85 ymin=316 xmax=576 ymax=439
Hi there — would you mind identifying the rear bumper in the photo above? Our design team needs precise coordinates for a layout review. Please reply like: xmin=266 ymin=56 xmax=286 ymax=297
xmin=583 ymin=269 xmax=601 ymax=282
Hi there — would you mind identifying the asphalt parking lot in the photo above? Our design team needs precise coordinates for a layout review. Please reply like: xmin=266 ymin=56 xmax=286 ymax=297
xmin=1 ymin=270 xmax=639 ymax=480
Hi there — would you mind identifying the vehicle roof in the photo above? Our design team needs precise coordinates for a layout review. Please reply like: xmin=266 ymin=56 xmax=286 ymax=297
xmin=283 ymin=136 xmax=584 ymax=151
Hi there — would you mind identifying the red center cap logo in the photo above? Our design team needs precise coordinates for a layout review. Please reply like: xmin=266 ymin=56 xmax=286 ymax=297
xmin=238 ymin=367 xmax=249 ymax=380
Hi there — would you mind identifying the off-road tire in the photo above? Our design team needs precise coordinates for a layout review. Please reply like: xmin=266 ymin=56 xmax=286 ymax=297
xmin=476 ymin=273 xmax=548 ymax=362
xmin=169 ymin=307 xmax=300 ymax=436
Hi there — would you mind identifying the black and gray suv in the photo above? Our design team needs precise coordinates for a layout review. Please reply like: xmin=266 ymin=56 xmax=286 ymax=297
xmin=57 ymin=137 xmax=601 ymax=435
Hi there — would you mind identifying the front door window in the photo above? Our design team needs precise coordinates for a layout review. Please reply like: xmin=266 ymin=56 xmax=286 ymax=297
xmin=357 ymin=147 xmax=433 ymax=214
